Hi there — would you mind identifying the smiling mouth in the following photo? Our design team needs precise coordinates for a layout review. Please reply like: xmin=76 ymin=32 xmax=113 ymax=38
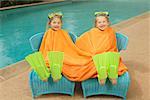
xmin=100 ymin=25 xmax=105 ymax=28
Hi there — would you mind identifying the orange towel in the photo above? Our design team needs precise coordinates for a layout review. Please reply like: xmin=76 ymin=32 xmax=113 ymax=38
xmin=39 ymin=28 xmax=127 ymax=82
xmin=75 ymin=27 xmax=127 ymax=76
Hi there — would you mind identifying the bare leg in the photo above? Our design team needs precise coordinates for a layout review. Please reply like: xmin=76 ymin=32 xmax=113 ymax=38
xmin=43 ymin=78 xmax=48 ymax=82
xmin=99 ymin=79 xmax=106 ymax=85
xmin=110 ymin=78 xmax=117 ymax=85
xmin=53 ymin=79 xmax=60 ymax=82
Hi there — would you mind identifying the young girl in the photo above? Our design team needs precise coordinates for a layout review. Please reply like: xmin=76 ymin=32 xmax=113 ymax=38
xmin=95 ymin=12 xmax=117 ymax=85
xmin=39 ymin=12 xmax=127 ymax=84
xmin=94 ymin=12 xmax=110 ymax=31
xmin=46 ymin=12 xmax=63 ymax=31
xmin=39 ymin=12 xmax=92 ymax=82
xmin=75 ymin=12 xmax=128 ymax=85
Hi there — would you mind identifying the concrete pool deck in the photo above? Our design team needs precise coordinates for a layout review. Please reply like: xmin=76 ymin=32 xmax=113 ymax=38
xmin=0 ymin=12 xmax=150 ymax=100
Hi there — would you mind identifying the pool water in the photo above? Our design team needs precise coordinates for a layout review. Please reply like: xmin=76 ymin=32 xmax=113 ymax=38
xmin=0 ymin=0 xmax=149 ymax=68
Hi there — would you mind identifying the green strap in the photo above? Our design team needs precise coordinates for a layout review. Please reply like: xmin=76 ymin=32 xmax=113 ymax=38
xmin=93 ymin=52 xmax=108 ymax=80
xmin=48 ymin=51 xmax=64 ymax=81
xmin=108 ymin=65 xmax=118 ymax=79
xmin=51 ymin=64 xmax=62 ymax=81
xmin=97 ymin=66 xmax=107 ymax=80
xmin=107 ymin=52 xmax=120 ymax=79
xmin=93 ymin=52 xmax=120 ymax=80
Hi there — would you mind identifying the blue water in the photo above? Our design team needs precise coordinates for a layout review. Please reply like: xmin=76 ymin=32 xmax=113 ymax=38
xmin=0 ymin=0 xmax=149 ymax=68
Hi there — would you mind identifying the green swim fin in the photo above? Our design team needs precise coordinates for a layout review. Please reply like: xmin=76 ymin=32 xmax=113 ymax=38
xmin=25 ymin=52 xmax=50 ymax=81
xmin=48 ymin=51 xmax=64 ymax=81
xmin=107 ymin=52 xmax=120 ymax=79
xmin=92 ymin=52 xmax=108 ymax=81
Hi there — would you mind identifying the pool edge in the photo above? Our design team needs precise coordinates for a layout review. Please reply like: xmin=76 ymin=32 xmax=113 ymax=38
xmin=0 ymin=11 xmax=149 ymax=82
xmin=0 ymin=60 xmax=30 ymax=83
xmin=0 ymin=0 xmax=65 ymax=11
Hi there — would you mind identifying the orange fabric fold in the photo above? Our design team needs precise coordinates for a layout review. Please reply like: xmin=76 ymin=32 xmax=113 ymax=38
xmin=39 ymin=29 xmax=95 ymax=81
xmin=75 ymin=27 xmax=127 ymax=76
xmin=39 ymin=27 xmax=127 ymax=82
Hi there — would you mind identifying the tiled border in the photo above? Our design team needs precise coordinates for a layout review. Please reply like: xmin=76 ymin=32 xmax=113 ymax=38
xmin=0 ymin=11 xmax=149 ymax=82
xmin=0 ymin=0 xmax=64 ymax=11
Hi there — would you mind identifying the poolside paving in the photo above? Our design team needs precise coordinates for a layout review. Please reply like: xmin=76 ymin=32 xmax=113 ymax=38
xmin=0 ymin=12 xmax=150 ymax=100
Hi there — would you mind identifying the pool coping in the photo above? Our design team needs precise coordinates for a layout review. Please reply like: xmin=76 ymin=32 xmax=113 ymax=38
xmin=0 ymin=11 xmax=149 ymax=83
xmin=0 ymin=0 xmax=65 ymax=11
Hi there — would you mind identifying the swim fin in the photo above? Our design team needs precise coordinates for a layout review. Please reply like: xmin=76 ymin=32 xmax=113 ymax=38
xmin=25 ymin=52 xmax=50 ymax=81
xmin=48 ymin=51 xmax=64 ymax=82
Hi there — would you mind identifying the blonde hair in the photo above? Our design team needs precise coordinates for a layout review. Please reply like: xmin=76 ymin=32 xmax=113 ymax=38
xmin=46 ymin=15 xmax=63 ymax=31
xmin=48 ymin=15 xmax=63 ymax=23
xmin=94 ymin=14 xmax=110 ymax=27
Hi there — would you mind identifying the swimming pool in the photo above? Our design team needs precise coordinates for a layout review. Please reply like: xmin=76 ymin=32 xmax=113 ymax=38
xmin=0 ymin=0 xmax=149 ymax=68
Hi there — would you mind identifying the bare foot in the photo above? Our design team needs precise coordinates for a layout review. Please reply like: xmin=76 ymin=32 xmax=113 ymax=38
xmin=43 ymin=78 xmax=48 ymax=82
xmin=53 ymin=79 xmax=60 ymax=82
xmin=110 ymin=79 xmax=117 ymax=85
xmin=99 ymin=79 xmax=106 ymax=85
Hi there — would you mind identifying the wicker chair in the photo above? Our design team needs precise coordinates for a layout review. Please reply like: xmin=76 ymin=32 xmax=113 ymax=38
xmin=29 ymin=32 xmax=130 ymax=100
xmin=81 ymin=33 xmax=130 ymax=100
xmin=29 ymin=32 xmax=76 ymax=98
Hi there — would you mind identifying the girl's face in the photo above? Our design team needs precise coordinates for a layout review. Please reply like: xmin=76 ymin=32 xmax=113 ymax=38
xmin=49 ymin=17 xmax=62 ymax=31
xmin=95 ymin=16 xmax=109 ymax=31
